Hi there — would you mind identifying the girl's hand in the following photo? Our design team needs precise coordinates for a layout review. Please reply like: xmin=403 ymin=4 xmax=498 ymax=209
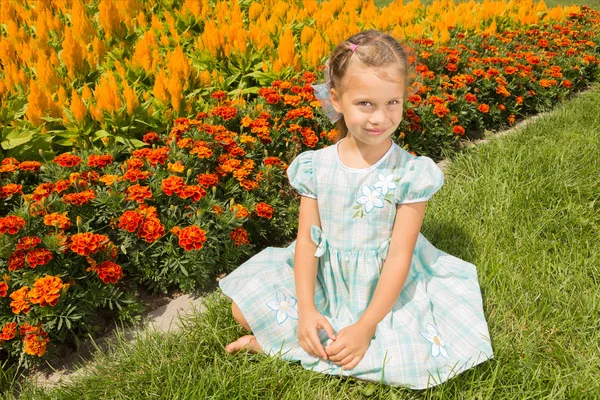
xmin=297 ymin=308 xmax=336 ymax=360
xmin=324 ymin=322 xmax=376 ymax=370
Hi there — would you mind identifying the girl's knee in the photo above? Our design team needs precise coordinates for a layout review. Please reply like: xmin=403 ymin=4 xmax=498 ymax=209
xmin=232 ymin=301 xmax=251 ymax=331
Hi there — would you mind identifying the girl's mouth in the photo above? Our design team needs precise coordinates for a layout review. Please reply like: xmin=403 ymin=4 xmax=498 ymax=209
xmin=366 ymin=129 xmax=387 ymax=136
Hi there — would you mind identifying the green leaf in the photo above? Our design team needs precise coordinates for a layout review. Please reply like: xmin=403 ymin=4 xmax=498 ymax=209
xmin=361 ymin=383 xmax=376 ymax=396
xmin=1 ymin=130 xmax=33 ymax=150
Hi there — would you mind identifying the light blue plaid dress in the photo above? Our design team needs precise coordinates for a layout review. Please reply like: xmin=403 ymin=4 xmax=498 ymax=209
xmin=219 ymin=139 xmax=493 ymax=389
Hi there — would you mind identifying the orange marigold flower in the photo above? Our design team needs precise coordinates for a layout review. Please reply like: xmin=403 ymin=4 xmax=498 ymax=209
xmin=539 ymin=79 xmax=557 ymax=88
xmin=23 ymin=330 xmax=49 ymax=357
xmin=0 ymin=164 xmax=18 ymax=173
xmin=285 ymin=106 xmax=313 ymax=120
xmin=407 ymin=94 xmax=422 ymax=105
xmin=122 ymin=168 xmax=151 ymax=182
xmin=170 ymin=226 xmax=181 ymax=236
xmin=508 ymin=114 xmax=516 ymax=125
xmin=137 ymin=217 xmax=165 ymax=243
xmin=1 ymin=157 xmax=18 ymax=165
xmin=241 ymin=116 xmax=253 ymax=127
xmin=70 ymin=232 xmax=108 ymax=256
xmin=453 ymin=126 xmax=466 ymax=136
xmin=230 ymin=227 xmax=249 ymax=247
xmin=53 ymin=153 xmax=81 ymax=167
xmin=496 ymin=86 xmax=510 ymax=98
xmin=17 ymin=236 xmax=41 ymax=251
xmin=0 ymin=215 xmax=26 ymax=234
xmin=190 ymin=142 xmax=214 ymax=158
xmin=230 ymin=204 xmax=249 ymax=218
xmin=0 ymin=282 xmax=8 ymax=298
xmin=0 ymin=183 xmax=22 ymax=198
xmin=44 ymin=212 xmax=71 ymax=230
xmin=32 ymin=183 xmax=54 ymax=201
xmin=138 ymin=204 xmax=158 ymax=218
xmin=97 ymin=174 xmax=119 ymax=186
xmin=162 ymin=175 xmax=185 ymax=196
xmin=258 ymin=88 xmax=281 ymax=104
xmin=211 ymin=106 xmax=238 ymax=120
xmin=8 ymin=250 xmax=26 ymax=271
xmin=197 ymin=173 xmax=219 ymax=187
xmin=561 ymin=80 xmax=572 ymax=88
xmin=240 ymin=179 xmax=259 ymax=191
xmin=256 ymin=202 xmax=274 ymax=219
xmin=118 ymin=210 xmax=143 ymax=232
xmin=168 ymin=161 xmax=185 ymax=173
xmin=433 ymin=104 xmax=450 ymax=118
xmin=0 ymin=322 xmax=17 ymax=341
xmin=211 ymin=90 xmax=226 ymax=100
xmin=87 ymin=154 xmax=114 ymax=168
xmin=178 ymin=185 xmax=206 ymax=202
xmin=516 ymin=96 xmax=524 ymax=106
xmin=264 ymin=156 xmax=282 ymax=166
xmin=55 ymin=179 xmax=71 ymax=193
xmin=146 ymin=147 xmax=170 ymax=166
xmin=178 ymin=225 xmax=207 ymax=251
xmin=143 ymin=131 xmax=159 ymax=143
xmin=62 ymin=189 xmax=96 ymax=206
xmin=211 ymin=205 xmax=224 ymax=215
xmin=29 ymin=275 xmax=63 ymax=307
xmin=18 ymin=161 xmax=42 ymax=172
xmin=478 ymin=104 xmax=490 ymax=113
xmin=9 ymin=286 xmax=31 ymax=314
xmin=126 ymin=185 xmax=153 ymax=203
xmin=96 ymin=261 xmax=123 ymax=284
xmin=123 ymin=157 xmax=146 ymax=170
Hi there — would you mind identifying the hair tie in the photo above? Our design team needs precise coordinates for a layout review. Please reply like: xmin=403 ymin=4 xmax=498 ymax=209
xmin=349 ymin=43 xmax=359 ymax=52
xmin=310 ymin=60 xmax=342 ymax=123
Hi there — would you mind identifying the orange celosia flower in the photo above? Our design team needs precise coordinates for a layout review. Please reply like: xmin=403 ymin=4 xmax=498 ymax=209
xmin=0 ymin=215 xmax=26 ymax=234
xmin=70 ymin=233 xmax=108 ymax=256
xmin=178 ymin=225 xmax=207 ymax=251
xmin=29 ymin=275 xmax=63 ymax=307
xmin=256 ymin=202 xmax=274 ymax=219
xmin=9 ymin=287 xmax=31 ymax=314
xmin=17 ymin=236 xmax=41 ymax=251
xmin=126 ymin=185 xmax=153 ymax=203
xmin=161 ymin=175 xmax=185 ymax=196
xmin=0 ymin=183 xmax=22 ymax=198
xmin=96 ymin=261 xmax=123 ymax=284
xmin=53 ymin=153 xmax=81 ymax=167
xmin=230 ymin=227 xmax=249 ymax=247
xmin=44 ymin=212 xmax=71 ymax=230
xmin=62 ymin=189 xmax=96 ymax=206
xmin=118 ymin=210 xmax=143 ymax=232
xmin=137 ymin=217 xmax=165 ymax=243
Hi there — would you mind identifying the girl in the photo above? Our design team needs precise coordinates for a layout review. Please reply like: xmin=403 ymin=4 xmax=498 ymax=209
xmin=219 ymin=30 xmax=493 ymax=389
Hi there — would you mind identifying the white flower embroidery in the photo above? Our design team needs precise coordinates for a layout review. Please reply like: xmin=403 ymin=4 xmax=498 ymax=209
xmin=356 ymin=185 xmax=384 ymax=214
xmin=373 ymin=173 xmax=396 ymax=195
xmin=420 ymin=323 xmax=450 ymax=358
xmin=266 ymin=289 xmax=299 ymax=325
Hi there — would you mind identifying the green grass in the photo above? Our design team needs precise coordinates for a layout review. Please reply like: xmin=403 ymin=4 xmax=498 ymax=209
xmin=7 ymin=84 xmax=600 ymax=399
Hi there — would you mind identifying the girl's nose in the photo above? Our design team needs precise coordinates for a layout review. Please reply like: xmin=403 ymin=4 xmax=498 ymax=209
xmin=369 ymin=108 xmax=386 ymax=125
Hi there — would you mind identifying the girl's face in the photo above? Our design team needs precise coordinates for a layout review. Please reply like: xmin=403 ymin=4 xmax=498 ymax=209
xmin=330 ymin=66 xmax=405 ymax=148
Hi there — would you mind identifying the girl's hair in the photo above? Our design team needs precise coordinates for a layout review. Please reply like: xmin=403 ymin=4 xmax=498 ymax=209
xmin=328 ymin=30 xmax=413 ymax=141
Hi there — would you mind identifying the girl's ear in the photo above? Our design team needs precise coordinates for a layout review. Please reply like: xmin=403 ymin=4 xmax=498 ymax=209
xmin=330 ymin=88 xmax=342 ymax=113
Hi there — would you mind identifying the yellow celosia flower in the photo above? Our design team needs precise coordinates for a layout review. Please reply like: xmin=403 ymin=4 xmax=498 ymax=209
xmin=61 ymin=27 xmax=86 ymax=79
xmin=70 ymin=89 xmax=87 ymax=122
xmin=94 ymin=71 xmax=122 ymax=116
xmin=166 ymin=75 xmax=183 ymax=114
xmin=122 ymin=81 xmax=139 ymax=116
xmin=70 ymin=0 xmax=95 ymax=43
xmin=98 ymin=0 xmax=123 ymax=38
xmin=277 ymin=27 xmax=296 ymax=69
xmin=153 ymin=69 xmax=170 ymax=104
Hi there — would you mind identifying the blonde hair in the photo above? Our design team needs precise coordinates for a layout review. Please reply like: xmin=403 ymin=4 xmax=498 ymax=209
xmin=327 ymin=30 xmax=413 ymax=141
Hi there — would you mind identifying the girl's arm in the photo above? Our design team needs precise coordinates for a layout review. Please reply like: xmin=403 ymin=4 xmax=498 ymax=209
xmin=294 ymin=196 xmax=321 ymax=313
xmin=357 ymin=201 xmax=427 ymax=330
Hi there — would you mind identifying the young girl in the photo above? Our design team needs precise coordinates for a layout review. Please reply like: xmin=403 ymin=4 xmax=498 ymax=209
xmin=219 ymin=30 xmax=493 ymax=389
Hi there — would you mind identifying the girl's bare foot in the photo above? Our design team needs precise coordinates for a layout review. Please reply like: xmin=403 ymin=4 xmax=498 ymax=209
xmin=225 ymin=335 xmax=263 ymax=354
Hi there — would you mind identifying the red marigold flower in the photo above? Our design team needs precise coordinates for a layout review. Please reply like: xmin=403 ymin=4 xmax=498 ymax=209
xmin=0 ymin=183 xmax=22 ymax=198
xmin=478 ymin=104 xmax=490 ymax=113
xmin=178 ymin=185 xmax=206 ymax=202
xmin=54 ymin=179 xmax=71 ymax=193
xmin=161 ymin=175 xmax=185 ymax=196
xmin=465 ymin=93 xmax=477 ymax=103
xmin=285 ymin=106 xmax=314 ymax=121
xmin=29 ymin=275 xmax=63 ymax=307
xmin=62 ymin=189 xmax=96 ymax=206
xmin=197 ymin=173 xmax=219 ymax=187
xmin=126 ymin=184 xmax=153 ymax=203
xmin=0 ymin=215 xmax=26 ymax=234
xmin=143 ymin=131 xmax=159 ymax=143
xmin=407 ymin=94 xmax=422 ymax=105
xmin=211 ymin=90 xmax=226 ymax=100
xmin=561 ymin=80 xmax=572 ymax=88
xmin=230 ymin=204 xmax=249 ymax=218
xmin=433 ymin=104 xmax=450 ymax=118
xmin=178 ymin=225 xmax=207 ymax=251
xmin=137 ymin=217 xmax=165 ymax=243
xmin=0 ymin=321 xmax=16 ymax=341
xmin=1 ymin=157 xmax=18 ymax=165
xmin=256 ymin=202 xmax=274 ymax=219
xmin=146 ymin=147 xmax=169 ymax=166
xmin=96 ymin=261 xmax=123 ymax=284
xmin=17 ymin=236 xmax=41 ymax=251
xmin=8 ymin=250 xmax=26 ymax=271
xmin=87 ymin=154 xmax=114 ymax=168
xmin=0 ymin=282 xmax=8 ymax=297
xmin=123 ymin=157 xmax=145 ymax=170
xmin=17 ymin=161 xmax=42 ymax=172
xmin=453 ymin=125 xmax=466 ymax=136
xmin=258 ymin=88 xmax=281 ymax=104
xmin=118 ymin=210 xmax=143 ymax=232
xmin=70 ymin=232 xmax=108 ymax=256
xmin=122 ymin=168 xmax=151 ymax=182
xmin=53 ymin=153 xmax=81 ymax=167
xmin=230 ymin=227 xmax=249 ymax=247
xmin=211 ymin=106 xmax=238 ymax=121
xmin=9 ymin=286 xmax=31 ymax=314
xmin=44 ymin=212 xmax=71 ymax=230
xmin=264 ymin=157 xmax=282 ymax=166
xmin=32 ymin=183 xmax=55 ymax=201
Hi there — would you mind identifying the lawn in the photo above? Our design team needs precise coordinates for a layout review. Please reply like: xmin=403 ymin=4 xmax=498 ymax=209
xmin=8 ymin=83 xmax=599 ymax=399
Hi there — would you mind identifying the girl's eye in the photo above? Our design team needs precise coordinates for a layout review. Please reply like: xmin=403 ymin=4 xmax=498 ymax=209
xmin=358 ymin=101 xmax=371 ymax=106
xmin=388 ymin=100 xmax=399 ymax=105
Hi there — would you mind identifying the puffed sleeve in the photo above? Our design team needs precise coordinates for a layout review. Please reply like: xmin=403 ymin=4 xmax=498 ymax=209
xmin=394 ymin=156 xmax=444 ymax=204
xmin=287 ymin=151 xmax=317 ymax=199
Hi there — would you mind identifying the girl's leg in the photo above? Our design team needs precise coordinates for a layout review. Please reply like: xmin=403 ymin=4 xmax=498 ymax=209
xmin=225 ymin=301 xmax=263 ymax=354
